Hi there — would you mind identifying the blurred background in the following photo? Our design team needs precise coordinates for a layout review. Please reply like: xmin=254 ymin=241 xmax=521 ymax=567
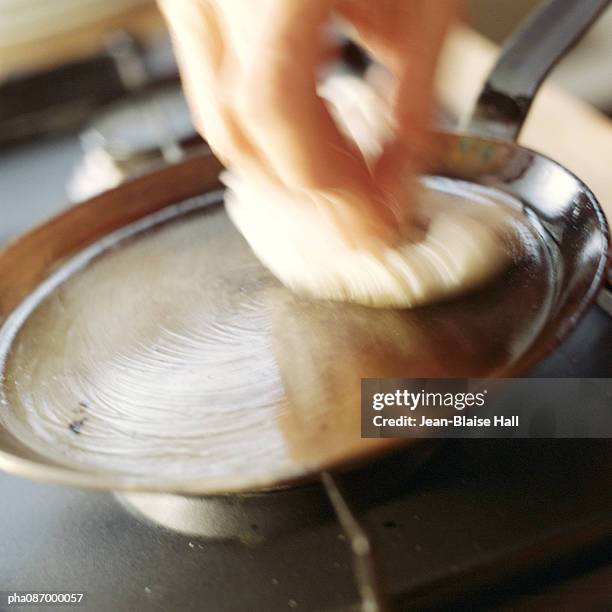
xmin=0 ymin=0 xmax=611 ymax=244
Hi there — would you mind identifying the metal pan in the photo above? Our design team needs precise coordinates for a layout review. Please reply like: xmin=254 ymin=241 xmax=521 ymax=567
xmin=0 ymin=0 xmax=609 ymax=495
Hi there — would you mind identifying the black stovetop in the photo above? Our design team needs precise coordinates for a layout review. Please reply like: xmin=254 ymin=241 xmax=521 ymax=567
xmin=1 ymin=134 xmax=611 ymax=612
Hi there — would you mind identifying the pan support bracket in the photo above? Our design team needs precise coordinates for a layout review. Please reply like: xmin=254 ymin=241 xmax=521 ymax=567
xmin=321 ymin=472 xmax=391 ymax=612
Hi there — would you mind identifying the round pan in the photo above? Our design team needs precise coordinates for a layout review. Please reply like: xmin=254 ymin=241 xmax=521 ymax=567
xmin=0 ymin=0 xmax=609 ymax=495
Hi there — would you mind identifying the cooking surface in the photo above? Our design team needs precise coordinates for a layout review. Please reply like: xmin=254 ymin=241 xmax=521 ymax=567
xmin=0 ymin=180 xmax=554 ymax=493
xmin=1 ymin=134 xmax=611 ymax=610
xmin=2 ymin=437 xmax=612 ymax=611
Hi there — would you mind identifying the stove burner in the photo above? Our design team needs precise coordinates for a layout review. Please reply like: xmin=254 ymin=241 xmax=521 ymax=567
xmin=116 ymin=443 xmax=440 ymax=612
xmin=114 ymin=442 xmax=440 ymax=539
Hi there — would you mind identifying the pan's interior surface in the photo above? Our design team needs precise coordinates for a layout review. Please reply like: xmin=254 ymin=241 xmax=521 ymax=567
xmin=0 ymin=136 xmax=607 ymax=494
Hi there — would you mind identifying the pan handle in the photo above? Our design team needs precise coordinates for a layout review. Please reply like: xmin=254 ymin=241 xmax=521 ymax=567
xmin=466 ymin=0 xmax=610 ymax=142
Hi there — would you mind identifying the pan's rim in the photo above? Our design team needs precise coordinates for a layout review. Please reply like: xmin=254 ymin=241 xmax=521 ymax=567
xmin=436 ymin=130 xmax=610 ymax=377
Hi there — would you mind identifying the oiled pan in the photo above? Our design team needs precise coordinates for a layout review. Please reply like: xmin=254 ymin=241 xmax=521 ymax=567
xmin=0 ymin=0 xmax=609 ymax=495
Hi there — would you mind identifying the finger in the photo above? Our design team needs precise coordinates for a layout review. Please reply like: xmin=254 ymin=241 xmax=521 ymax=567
xmin=378 ymin=1 xmax=460 ymax=204
xmin=230 ymin=0 xmax=398 ymax=233
xmin=157 ymin=0 xmax=261 ymax=172
xmin=337 ymin=1 xmax=460 ymax=194
xmin=391 ymin=2 xmax=460 ymax=142
xmin=337 ymin=1 xmax=459 ymax=133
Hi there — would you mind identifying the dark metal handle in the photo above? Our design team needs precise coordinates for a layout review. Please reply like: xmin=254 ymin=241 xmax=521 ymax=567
xmin=467 ymin=0 xmax=610 ymax=141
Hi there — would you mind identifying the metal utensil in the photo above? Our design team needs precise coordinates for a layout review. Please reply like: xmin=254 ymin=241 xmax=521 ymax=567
xmin=0 ymin=0 xmax=608 ymax=496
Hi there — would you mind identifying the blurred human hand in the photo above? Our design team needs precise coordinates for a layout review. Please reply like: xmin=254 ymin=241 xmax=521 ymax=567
xmin=158 ymin=0 xmax=459 ymax=241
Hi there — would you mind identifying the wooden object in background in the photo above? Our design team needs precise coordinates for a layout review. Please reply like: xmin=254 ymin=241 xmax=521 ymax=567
xmin=0 ymin=2 xmax=164 ymax=79
xmin=437 ymin=25 xmax=612 ymax=223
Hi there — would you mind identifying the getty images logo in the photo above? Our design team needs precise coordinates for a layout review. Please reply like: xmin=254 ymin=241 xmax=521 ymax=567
xmin=371 ymin=388 xmax=487 ymax=412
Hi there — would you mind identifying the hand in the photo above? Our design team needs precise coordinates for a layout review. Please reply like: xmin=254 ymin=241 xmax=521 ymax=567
xmin=158 ymin=0 xmax=459 ymax=239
